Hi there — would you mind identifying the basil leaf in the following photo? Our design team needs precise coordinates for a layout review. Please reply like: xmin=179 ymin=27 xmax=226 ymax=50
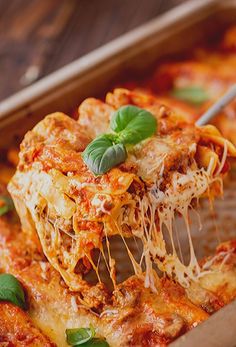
xmin=76 ymin=338 xmax=110 ymax=347
xmin=83 ymin=105 xmax=157 ymax=175
xmin=0 ymin=274 xmax=26 ymax=309
xmin=82 ymin=135 xmax=127 ymax=175
xmin=171 ymin=86 xmax=209 ymax=105
xmin=0 ymin=195 xmax=14 ymax=216
xmin=66 ymin=326 xmax=95 ymax=345
xmin=111 ymin=105 xmax=157 ymax=144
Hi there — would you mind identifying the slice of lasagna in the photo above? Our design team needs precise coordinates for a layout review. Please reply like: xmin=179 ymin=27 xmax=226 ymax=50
xmin=8 ymin=88 xmax=236 ymax=298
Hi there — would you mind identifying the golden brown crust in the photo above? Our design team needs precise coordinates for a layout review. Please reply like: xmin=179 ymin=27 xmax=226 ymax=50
xmin=198 ymin=240 xmax=236 ymax=305
xmin=19 ymin=112 xmax=91 ymax=173
xmin=0 ymin=302 xmax=55 ymax=346
xmin=102 ymin=276 xmax=208 ymax=347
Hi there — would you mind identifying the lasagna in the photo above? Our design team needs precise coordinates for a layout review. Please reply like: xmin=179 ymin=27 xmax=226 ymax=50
xmin=1 ymin=24 xmax=236 ymax=347
xmin=0 ymin=213 xmax=235 ymax=346
xmin=8 ymin=88 xmax=236 ymax=300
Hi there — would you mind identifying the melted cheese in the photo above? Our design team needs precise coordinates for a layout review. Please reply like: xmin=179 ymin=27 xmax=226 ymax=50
xmin=9 ymin=146 xmax=225 ymax=292
xmin=129 ymin=167 xmax=219 ymax=288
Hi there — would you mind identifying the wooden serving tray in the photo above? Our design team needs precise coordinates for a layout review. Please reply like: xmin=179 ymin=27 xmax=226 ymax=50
xmin=0 ymin=0 xmax=236 ymax=346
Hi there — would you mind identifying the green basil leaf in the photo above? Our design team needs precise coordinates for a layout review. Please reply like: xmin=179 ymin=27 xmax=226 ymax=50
xmin=66 ymin=325 xmax=95 ymax=345
xmin=83 ymin=105 xmax=157 ymax=175
xmin=0 ymin=273 xmax=26 ymax=309
xmin=75 ymin=338 xmax=110 ymax=347
xmin=82 ymin=135 xmax=127 ymax=175
xmin=0 ymin=195 xmax=14 ymax=216
xmin=171 ymin=86 xmax=209 ymax=105
xmin=110 ymin=105 xmax=157 ymax=144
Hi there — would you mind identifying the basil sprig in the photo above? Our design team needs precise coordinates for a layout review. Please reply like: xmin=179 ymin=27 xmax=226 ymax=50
xmin=82 ymin=135 xmax=127 ymax=176
xmin=0 ymin=273 xmax=26 ymax=309
xmin=171 ymin=86 xmax=209 ymax=105
xmin=66 ymin=326 xmax=109 ymax=347
xmin=83 ymin=105 xmax=157 ymax=175
xmin=111 ymin=105 xmax=157 ymax=144
xmin=0 ymin=195 xmax=14 ymax=216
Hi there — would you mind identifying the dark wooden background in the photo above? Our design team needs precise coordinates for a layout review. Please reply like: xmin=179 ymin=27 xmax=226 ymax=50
xmin=0 ymin=0 xmax=187 ymax=101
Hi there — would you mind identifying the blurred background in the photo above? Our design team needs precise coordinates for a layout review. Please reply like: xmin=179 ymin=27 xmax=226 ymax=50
xmin=0 ymin=0 xmax=187 ymax=101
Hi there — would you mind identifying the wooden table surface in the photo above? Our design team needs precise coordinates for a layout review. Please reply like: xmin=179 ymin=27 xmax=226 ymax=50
xmin=0 ymin=0 xmax=187 ymax=102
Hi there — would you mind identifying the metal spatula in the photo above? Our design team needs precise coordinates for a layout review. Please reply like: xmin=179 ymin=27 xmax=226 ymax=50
xmin=196 ymin=84 xmax=236 ymax=126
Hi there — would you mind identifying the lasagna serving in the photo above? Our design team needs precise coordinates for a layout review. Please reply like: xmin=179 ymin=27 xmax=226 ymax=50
xmin=1 ymin=25 xmax=236 ymax=347
xmin=9 ymin=88 xmax=236 ymax=294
